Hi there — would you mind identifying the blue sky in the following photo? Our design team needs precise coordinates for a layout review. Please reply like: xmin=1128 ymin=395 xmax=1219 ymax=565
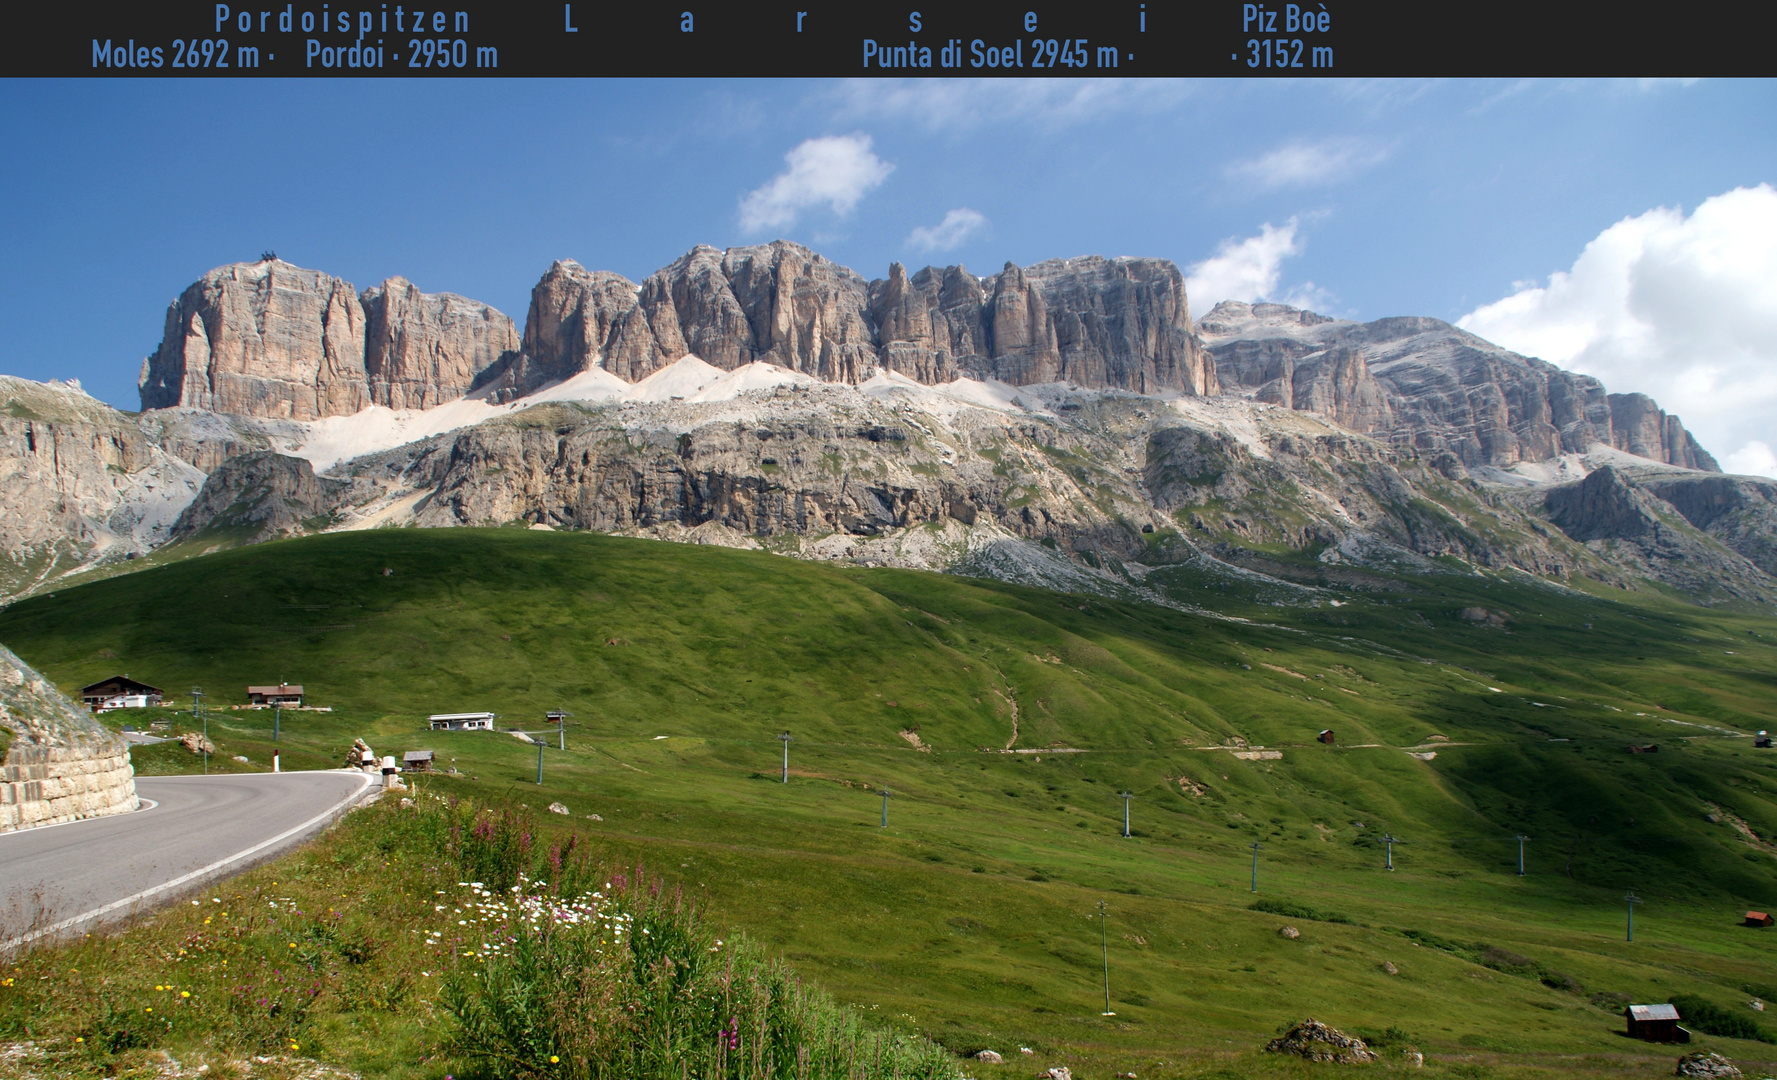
xmin=3 ymin=78 xmax=1774 ymax=471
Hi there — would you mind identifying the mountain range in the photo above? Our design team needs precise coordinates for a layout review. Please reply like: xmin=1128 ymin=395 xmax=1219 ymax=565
xmin=4 ymin=241 xmax=1774 ymax=608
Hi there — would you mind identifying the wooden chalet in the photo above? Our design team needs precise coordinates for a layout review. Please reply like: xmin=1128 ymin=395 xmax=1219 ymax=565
xmin=403 ymin=750 xmax=435 ymax=772
xmin=1317 ymin=729 xmax=1336 ymax=744
xmin=1624 ymin=1003 xmax=1689 ymax=1043
xmin=1745 ymin=911 xmax=1775 ymax=927
xmin=248 ymin=683 xmax=304 ymax=707
xmin=428 ymin=712 xmax=497 ymax=731
xmin=79 ymin=675 xmax=164 ymax=711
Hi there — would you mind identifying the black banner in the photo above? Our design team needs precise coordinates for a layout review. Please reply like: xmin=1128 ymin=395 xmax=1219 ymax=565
xmin=23 ymin=1 xmax=1769 ymax=77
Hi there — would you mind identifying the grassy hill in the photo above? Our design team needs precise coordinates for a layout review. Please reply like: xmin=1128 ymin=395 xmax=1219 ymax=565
xmin=2 ymin=528 xmax=1775 ymax=1078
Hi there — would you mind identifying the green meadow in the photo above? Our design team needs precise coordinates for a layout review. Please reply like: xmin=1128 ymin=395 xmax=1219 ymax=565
xmin=2 ymin=528 xmax=1775 ymax=1079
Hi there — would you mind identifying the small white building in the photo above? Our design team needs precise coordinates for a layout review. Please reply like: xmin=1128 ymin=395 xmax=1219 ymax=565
xmin=428 ymin=712 xmax=497 ymax=731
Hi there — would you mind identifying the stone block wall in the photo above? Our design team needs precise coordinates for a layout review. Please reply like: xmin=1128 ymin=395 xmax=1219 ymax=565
xmin=0 ymin=737 xmax=138 ymax=832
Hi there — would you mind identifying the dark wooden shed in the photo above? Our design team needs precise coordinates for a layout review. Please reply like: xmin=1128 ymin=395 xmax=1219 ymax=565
xmin=1624 ymin=1003 xmax=1688 ymax=1043
xmin=1745 ymin=911 xmax=1774 ymax=927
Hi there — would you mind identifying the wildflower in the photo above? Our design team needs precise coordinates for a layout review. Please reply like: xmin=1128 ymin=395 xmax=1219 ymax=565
xmin=181 ymin=991 xmax=190 ymax=998
xmin=75 ymin=1037 xmax=84 ymax=1043
xmin=551 ymin=1056 xmax=560 ymax=1064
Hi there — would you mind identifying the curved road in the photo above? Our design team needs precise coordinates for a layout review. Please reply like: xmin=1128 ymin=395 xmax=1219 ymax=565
xmin=0 ymin=771 xmax=372 ymax=950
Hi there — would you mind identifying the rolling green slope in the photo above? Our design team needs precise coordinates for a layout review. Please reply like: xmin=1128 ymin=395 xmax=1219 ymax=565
xmin=2 ymin=529 xmax=1774 ymax=1078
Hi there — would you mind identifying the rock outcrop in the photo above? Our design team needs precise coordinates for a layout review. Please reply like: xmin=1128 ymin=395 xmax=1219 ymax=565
xmin=1263 ymin=1019 xmax=1377 ymax=1064
xmin=139 ymin=259 xmax=517 ymax=420
xmin=1201 ymin=301 xmax=1717 ymax=471
xmin=170 ymin=452 xmax=343 ymax=544
xmin=1 ymin=643 xmax=138 ymax=833
xmin=1542 ymin=466 xmax=1773 ymax=603
xmin=363 ymin=277 xmax=519 ymax=410
xmin=0 ymin=376 xmax=206 ymax=596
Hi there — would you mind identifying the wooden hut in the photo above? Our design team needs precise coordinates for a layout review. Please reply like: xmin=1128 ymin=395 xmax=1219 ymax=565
xmin=403 ymin=750 xmax=435 ymax=773
xmin=1624 ymin=1003 xmax=1688 ymax=1043
xmin=1317 ymin=729 xmax=1335 ymax=745
xmin=1745 ymin=911 xmax=1775 ymax=927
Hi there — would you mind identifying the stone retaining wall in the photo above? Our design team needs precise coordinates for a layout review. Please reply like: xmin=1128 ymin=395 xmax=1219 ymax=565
xmin=0 ymin=737 xmax=138 ymax=832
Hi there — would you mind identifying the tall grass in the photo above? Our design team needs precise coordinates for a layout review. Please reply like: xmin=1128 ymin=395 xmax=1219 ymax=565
xmin=424 ymin=798 xmax=957 ymax=1080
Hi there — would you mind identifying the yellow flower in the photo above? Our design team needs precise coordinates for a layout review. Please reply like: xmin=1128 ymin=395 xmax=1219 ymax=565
xmin=288 ymin=943 xmax=297 ymax=948
xmin=75 ymin=1037 xmax=84 ymax=1043
xmin=145 ymin=1007 xmax=152 ymax=1013
xmin=181 ymin=991 xmax=190 ymax=998
xmin=551 ymin=1055 xmax=560 ymax=1064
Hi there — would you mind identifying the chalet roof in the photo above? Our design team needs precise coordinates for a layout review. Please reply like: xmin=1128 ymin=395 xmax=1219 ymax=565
xmin=404 ymin=750 xmax=434 ymax=762
xmin=79 ymin=675 xmax=163 ymax=696
xmin=428 ymin=712 xmax=497 ymax=721
xmin=1627 ymin=1004 xmax=1680 ymax=1022
xmin=247 ymin=684 xmax=303 ymax=695
xmin=1749 ymin=910 xmax=1772 ymax=921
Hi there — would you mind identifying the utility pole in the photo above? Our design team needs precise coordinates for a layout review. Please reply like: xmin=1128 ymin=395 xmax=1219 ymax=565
xmin=536 ymin=739 xmax=545 ymax=784
xmin=1250 ymin=841 xmax=1263 ymax=892
xmin=192 ymin=687 xmax=206 ymax=774
xmin=879 ymin=786 xmax=892 ymax=827
xmin=1514 ymin=835 xmax=1531 ymax=876
xmin=1098 ymin=900 xmax=1115 ymax=1016
xmin=1118 ymin=791 xmax=1134 ymax=838
xmin=1382 ymin=832 xmax=1399 ymax=871
xmin=779 ymin=731 xmax=792 ymax=783
xmin=1625 ymin=890 xmax=1641 ymax=942
xmin=273 ymin=705 xmax=281 ymax=743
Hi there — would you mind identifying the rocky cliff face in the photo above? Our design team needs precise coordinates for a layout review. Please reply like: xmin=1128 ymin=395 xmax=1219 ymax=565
xmin=482 ymin=243 xmax=1214 ymax=402
xmin=1542 ymin=465 xmax=1772 ymax=603
xmin=139 ymin=259 xmax=518 ymax=420
xmin=0 ymin=376 xmax=206 ymax=597
xmin=363 ymin=277 xmax=519 ymax=410
xmin=170 ymin=451 xmax=344 ymax=545
xmin=1201 ymin=301 xmax=1717 ymax=472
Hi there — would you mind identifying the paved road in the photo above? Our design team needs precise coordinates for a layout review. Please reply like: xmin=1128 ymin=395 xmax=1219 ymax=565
xmin=0 ymin=771 xmax=372 ymax=949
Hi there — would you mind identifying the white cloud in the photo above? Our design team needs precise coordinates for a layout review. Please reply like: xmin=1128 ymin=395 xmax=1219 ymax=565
xmin=738 ymin=133 xmax=893 ymax=233
xmin=1185 ymin=218 xmax=1329 ymax=315
xmin=906 ymin=208 xmax=988 ymax=253
xmin=1227 ymin=138 xmax=1389 ymax=190
xmin=1724 ymin=441 xmax=1777 ymax=479
xmin=1458 ymin=184 xmax=1777 ymax=476
xmin=828 ymin=78 xmax=1194 ymax=132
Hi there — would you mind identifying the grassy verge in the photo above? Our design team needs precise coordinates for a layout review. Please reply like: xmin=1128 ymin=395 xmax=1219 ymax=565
xmin=0 ymin=790 xmax=959 ymax=1080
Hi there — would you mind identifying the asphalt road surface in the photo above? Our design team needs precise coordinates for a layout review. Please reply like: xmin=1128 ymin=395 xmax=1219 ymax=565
xmin=0 ymin=770 xmax=372 ymax=949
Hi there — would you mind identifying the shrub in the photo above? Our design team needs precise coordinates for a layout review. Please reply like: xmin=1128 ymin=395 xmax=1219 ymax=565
xmin=435 ymin=804 xmax=959 ymax=1080
xmin=1249 ymin=898 xmax=1351 ymax=924
xmin=1669 ymin=994 xmax=1775 ymax=1043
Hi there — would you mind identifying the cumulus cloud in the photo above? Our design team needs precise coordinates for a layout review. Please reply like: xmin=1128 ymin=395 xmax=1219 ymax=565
xmin=1185 ymin=218 xmax=1330 ymax=314
xmin=906 ymin=208 xmax=988 ymax=253
xmin=1227 ymin=138 xmax=1389 ymax=190
xmin=738 ymin=133 xmax=893 ymax=233
xmin=1458 ymin=184 xmax=1777 ymax=477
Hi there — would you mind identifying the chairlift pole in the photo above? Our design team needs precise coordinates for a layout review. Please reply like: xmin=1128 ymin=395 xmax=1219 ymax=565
xmin=1514 ymin=835 xmax=1530 ymax=876
xmin=547 ymin=709 xmax=572 ymax=751
xmin=536 ymin=739 xmax=545 ymax=784
xmin=1118 ymin=791 xmax=1134 ymax=838
xmin=1625 ymin=890 xmax=1641 ymax=942
xmin=1098 ymin=900 xmax=1115 ymax=1016
xmin=192 ymin=687 xmax=206 ymax=774
xmin=274 ymin=705 xmax=280 ymax=743
xmin=880 ymin=786 xmax=891 ymax=827
xmin=1250 ymin=841 xmax=1263 ymax=892
xmin=780 ymin=731 xmax=792 ymax=783
xmin=1382 ymin=832 xmax=1398 ymax=871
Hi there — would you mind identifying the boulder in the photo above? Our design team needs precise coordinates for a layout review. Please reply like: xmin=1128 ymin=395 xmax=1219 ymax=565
xmin=1039 ymin=1069 xmax=1072 ymax=1080
xmin=1381 ymin=961 xmax=1399 ymax=975
xmin=178 ymin=731 xmax=216 ymax=755
xmin=548 ymin=802 xmax=570 ymax=815
xmin=1263 ymin=1018 xmax=1378 ymax=1064
xmin=1279 ymin=926 xmax=1301 ymax=939
xmin=973 ymin=1050 xmax=1003 ymax=1063
xmin=1675 ymin=1052 xmax=1742 ymax=1078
